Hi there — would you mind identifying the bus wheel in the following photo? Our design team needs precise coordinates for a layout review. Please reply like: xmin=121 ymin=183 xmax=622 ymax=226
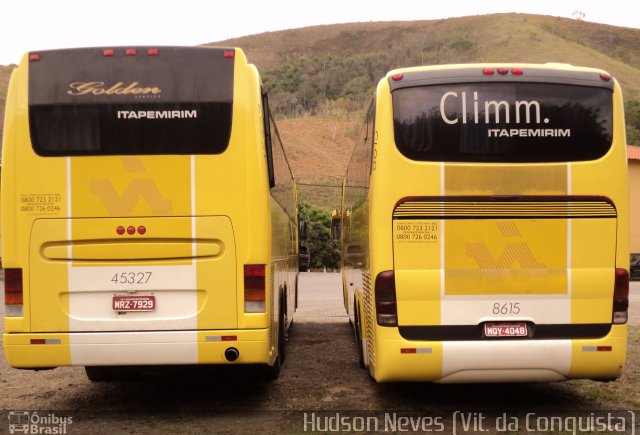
xmin=85 ymin=366 xmax=114 ymax=382
xmin=354 ymin=298 xmax=365 ymax=369
xmin=264 ymin=298 xmax=286 ymax=380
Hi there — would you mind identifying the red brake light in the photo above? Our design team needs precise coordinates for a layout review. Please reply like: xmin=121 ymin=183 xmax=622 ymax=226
xmin=391 ymin=73 xmax=404 ymax=81
xmin=375 ymin=270 xmax=397 ymax=327
xmin=511 ymin=68 xmax=524 ymax=75
xmin=147 ymin=48 xmax=159 ymax=56
xmin=244 ymin=265 xmax=266 ymax=312
xmin=613 ymin=268 xmax=629 ymax=324
xmin=483 ymin=68 xmax=495 ymax=75
xmin=103 ymin=49 xmax=115 ymax=57
xmin=4 ymin=268 xmax=23 ymax=306
xmin=125 ymin=48 xmax=137 ymax=56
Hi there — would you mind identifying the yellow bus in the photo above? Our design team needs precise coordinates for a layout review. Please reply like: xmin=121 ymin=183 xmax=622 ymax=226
xmin=2 ymin=46 xmax=298 ymax=381
xmin=337 ymin=63 xmax=629 ymax=383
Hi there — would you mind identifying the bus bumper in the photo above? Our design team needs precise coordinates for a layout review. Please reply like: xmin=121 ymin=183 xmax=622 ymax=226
xmin=371 ymin=325 xmax=627 ymax=383
xmin=3 ymin=329 xmax=274 ymax=368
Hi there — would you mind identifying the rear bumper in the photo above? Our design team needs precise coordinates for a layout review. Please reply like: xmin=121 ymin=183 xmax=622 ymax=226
xmin=3 ymin=329 xmax=274 ymax=368
xmin=371 ymin=325 xmax=627 ymax=383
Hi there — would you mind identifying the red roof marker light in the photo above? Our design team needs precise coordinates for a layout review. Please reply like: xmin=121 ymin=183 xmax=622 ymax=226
xmin=482 ymin=68 xmax=495 ymax=75
xmin=497 ymin=67 xmax=509 ymax=75
xmin=147 ymin=48 xmax=159 ymax=56
xmin=125 ymin=49 xmax=137 ymax=56
xmin=600 ymin=74 xmax=612 ymax=82
xmin=29 ymin=53 xmax=41 ymax=62
xmin=391 ymin=73 xmax=404 ymax=81
xmin=511 ymin=68 xmax=524 ymax=75
xmin=223 ymin=50 xmax=235 ymax=59
xmin=103 ymin=49 xmax=115 ymax=57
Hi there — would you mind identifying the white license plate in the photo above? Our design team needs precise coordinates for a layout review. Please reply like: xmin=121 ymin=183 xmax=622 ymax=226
xmin=484 ymin=322 xmax=528 ymax=338
xmin=112 ymin=295 xmax=156 ymax=312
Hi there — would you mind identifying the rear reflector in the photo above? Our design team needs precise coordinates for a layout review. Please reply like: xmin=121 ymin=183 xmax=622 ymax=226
xmin=375 ymin=270 xmax=397 ymax=327
xmin=244 ymin=264 xmax=266 ymax=313
xmin=613 ymin=268 xmax=629 ymax=324
xmin=4 ymin=268 xmax=24 ymax=317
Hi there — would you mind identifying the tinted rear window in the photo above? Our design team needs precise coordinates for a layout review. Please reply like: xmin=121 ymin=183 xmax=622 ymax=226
xmin=28 ymin=47 xmax=234 ymax=156
xmin=393 ymin=83 xmax=613 ymax=162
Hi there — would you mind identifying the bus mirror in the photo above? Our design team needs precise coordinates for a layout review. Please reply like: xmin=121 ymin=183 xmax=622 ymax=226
xmin=331 ymin=211 xmax=341 ymax=240
xmin=299 ymin=219 xmax=307 ymax=241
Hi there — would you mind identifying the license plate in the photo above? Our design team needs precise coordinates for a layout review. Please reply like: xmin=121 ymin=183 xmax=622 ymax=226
xmin=484 ymin=322 xmax=528 ymax=338
xmin=112 ymin=295 xmax=156 ymax=312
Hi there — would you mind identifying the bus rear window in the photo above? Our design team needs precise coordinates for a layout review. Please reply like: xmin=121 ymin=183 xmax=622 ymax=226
xmin=392 ymin=83 xmax=613 ymax=163
xmin=28 ymin=47 xmax=234 ymax=156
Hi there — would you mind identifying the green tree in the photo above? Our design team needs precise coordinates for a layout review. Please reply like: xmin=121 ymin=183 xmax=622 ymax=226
xmin=298 ymin=198 xmax=340 ymax=270
xmin=625 ymin=99 xmax=640 ymax=145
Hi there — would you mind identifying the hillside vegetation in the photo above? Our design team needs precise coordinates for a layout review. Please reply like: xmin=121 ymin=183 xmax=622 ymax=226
xmin=1 ymin=13 xmax=639 ymax=182
xmin=215 ymin=14 xmax=640 ymax=118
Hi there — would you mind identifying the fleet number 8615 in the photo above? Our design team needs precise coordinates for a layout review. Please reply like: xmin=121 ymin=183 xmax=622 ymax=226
xmin=492 ymin=302 xmax=521 ymax=315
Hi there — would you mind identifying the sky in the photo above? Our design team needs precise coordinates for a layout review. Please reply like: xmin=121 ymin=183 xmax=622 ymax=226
xmin=1 ymin=0 xmax=639 ymax=65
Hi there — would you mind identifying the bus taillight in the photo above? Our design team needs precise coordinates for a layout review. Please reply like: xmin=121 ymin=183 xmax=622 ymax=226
xmin=244 ymin=264 xmax=266 ymax=313
xmin=4 ymin=269 xmax=24 ymax=317
xmin=375 ymin=270 xmax=397 ymax=327
xmin=613 ymin=268 xmax=629 ymax=324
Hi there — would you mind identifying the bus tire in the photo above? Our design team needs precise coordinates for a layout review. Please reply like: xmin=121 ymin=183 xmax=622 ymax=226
xmin=85 ymin=366 xmax=114 ymax=382
xmin=264 ymin=297 xmax=286 ymax=380
xmin=354 ymin=298 xmax=365 ymax=369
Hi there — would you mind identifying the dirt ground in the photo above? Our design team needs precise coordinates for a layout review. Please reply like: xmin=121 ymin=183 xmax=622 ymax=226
xmin=0 ymin=274 xmax=639 ymax=434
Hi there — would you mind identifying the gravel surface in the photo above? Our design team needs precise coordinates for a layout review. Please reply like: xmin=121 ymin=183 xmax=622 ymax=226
xmin=0 ymin=274 xmax=638 ymax=434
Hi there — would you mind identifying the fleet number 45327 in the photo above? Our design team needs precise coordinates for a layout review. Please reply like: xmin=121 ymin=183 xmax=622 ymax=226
xmin=111 ymin=272 xmax=152 ymax=285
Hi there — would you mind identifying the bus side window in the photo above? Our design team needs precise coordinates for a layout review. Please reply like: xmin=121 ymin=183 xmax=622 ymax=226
xmin=262 ymin=91 xmax=276 ymax=188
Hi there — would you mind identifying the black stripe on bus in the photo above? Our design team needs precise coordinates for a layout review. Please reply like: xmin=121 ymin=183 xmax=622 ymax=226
xmin=398 ymin=324 xmax=612 ymax=341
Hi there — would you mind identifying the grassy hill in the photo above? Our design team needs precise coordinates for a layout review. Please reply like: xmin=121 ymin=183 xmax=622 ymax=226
xmin=1 ymin=13 xmax=639 ymax=188
xmin=0 ymin=64 xmax=16 ymax=142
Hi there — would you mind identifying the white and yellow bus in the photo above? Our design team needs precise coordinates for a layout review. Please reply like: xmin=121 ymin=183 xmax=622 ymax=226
xmin=337 ymin=64 xmax=629 ymax=383
xmin=2 ymin=46 xmax=298 ymax=380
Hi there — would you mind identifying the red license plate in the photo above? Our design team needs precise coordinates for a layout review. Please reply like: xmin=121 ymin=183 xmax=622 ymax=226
xmin=484 ymin=322 xmax=528 ymax=337
xmin=112 ymin=295 xmax=156 ymax=312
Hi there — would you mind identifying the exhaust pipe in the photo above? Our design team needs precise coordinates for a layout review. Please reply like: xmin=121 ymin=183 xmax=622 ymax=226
xmin=224 ymin=347 xmax=240 ymax=362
